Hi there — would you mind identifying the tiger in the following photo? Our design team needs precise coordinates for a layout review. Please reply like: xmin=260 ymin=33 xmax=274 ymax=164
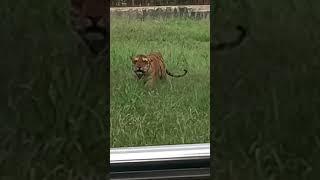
xmin=212 ymin=25 xmax=247 ymax=51
xmin=69 ymin=0 xmax=108 ymax=55
xmin=131 ymin=52 xmax=188 ymax=88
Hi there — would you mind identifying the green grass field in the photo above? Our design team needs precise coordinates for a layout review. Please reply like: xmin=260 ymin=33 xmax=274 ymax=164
xmin=110 ymin=16 xmax=210 ymax=147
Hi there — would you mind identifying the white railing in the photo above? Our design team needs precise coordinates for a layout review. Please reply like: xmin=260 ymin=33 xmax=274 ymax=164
xmin=110 ymin=143 xmax=210 ymax=179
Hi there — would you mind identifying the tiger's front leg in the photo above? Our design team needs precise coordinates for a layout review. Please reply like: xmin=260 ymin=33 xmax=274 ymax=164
xmin=145 ymin=77 xmax=155 ymax=89
xmin=144 ymin=71 xmax=157 ymax=89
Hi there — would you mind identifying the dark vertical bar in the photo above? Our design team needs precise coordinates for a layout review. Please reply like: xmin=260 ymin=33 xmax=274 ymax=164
xmin=105 ymin=0 xmax=111 ymax=178
xmin=210 ymin=0 xmax=215 ymax=179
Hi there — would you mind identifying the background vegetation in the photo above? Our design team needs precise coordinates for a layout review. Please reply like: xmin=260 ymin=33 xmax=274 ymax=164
xmin=110 ymin=16 xmax=210 ymax=147
xmin=212 ymin=0 xmax=320 ymax=179
xmin=1 ymin=0 xmax=107 ymax=178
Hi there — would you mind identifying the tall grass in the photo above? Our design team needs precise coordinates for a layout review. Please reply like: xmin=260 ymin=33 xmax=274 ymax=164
xmin=1 ymin=0 xmax=107 ymax=178
xmin=110 ymin=16 xmax=210 ymax=147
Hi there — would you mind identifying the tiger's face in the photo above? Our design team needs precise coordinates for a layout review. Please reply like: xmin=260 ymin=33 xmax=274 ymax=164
xmin=131 ymin=55 xmax=151 ymax=79
xmin=70 ymin=0 xmax=107 ymax=54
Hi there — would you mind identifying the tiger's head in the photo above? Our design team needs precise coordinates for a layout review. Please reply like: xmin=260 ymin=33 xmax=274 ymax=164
xmin=70 ymin=0 xmax=107 ymax=54
xmin=131 ymin=55 xmax=151 ymax=79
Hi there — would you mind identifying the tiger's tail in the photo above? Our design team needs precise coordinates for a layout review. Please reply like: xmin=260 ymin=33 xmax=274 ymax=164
xmin=212 ymin=25 xmax=247 ymax=51
xmin=166 ymin=69 xmax=188 ymax=78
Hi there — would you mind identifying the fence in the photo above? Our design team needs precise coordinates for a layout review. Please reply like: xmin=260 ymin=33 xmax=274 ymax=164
xmin=111 ymin=0 xmax=210 ymax=7
xmin=111 ymin=5 xmax=210 ymax=19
